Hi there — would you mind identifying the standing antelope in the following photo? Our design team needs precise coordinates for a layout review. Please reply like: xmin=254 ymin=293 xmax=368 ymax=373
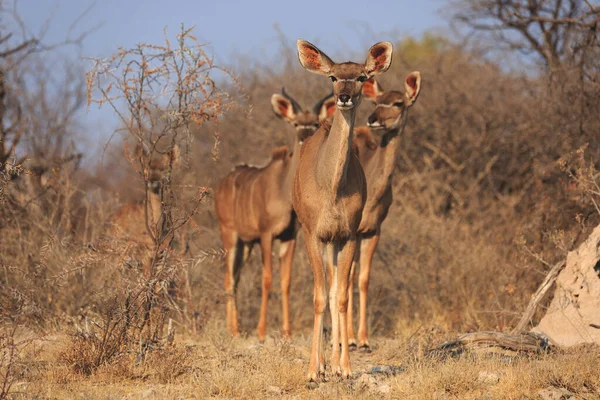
xmin=112 ymin=143 xmax=190 ymax=338
xmin=293 ymin=39 xmax=393 ymax=381
xmin=346 ymin=73 xmax=422 ymax=352
xmin=112 ymin=143 xmax=186 ymax=277
xmin=214 ymin=90 xmax=335 ymax=342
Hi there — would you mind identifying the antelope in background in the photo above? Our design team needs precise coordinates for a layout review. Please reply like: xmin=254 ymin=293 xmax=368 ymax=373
xmin=111 ymin=142 xmax=192 ymax=338
xmin=346 ymin=73 xmax=422 ymax=352
xmin=293 ymin=39 xmax=393 ymax=381
xmin=214 ymin=90 xmax=335 ymax=342
xmin=112 ymin=143 xmax=186 ymax=278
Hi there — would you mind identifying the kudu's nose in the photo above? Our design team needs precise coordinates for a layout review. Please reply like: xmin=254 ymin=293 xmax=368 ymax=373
xmin=338 ymin=94 xmax=351 ymax=104
xmin=367 ymin=114 xmax=378 ymax=125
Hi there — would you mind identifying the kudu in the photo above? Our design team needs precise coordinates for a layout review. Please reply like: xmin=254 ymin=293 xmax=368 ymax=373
xmin=214 ymin=89 xmax=335 ymax=342
xmin=111 ymin=143 xmax=190 ymax=338
xmin=347 ymin=73 xmax=422 ymax=352
xmin=293 ymin=39 xmax=393 ymax=380
xmin=112 ymin=143 xmax=186 ymax=277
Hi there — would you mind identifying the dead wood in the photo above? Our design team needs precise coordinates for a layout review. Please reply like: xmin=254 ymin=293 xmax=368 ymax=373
xmin=512 ymin=259 xmax=566 ymax=333
xmin=429 ymin=331 xmax=551 ymax=358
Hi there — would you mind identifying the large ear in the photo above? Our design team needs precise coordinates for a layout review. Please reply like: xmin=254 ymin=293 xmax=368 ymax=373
xmin=362 ymin=78 xmax=384 ymax=103
xmin=271 ymin=94 xmax=297 ymax=123
xmin=297 ymin=39 xmax=335 ymax=76
xmin=404 ymin=71 xmax=421 ymax=106
xmin=365 ymin=41 xmax=393 ymax=77
xmin=317 ymin=94 xmax=336 ymax=122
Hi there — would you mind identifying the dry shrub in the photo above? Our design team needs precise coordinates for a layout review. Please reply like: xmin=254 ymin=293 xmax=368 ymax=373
xmin=142 ymin=346 xmax=194 ymax=384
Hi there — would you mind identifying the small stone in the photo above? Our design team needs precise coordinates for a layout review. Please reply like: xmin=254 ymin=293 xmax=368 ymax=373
xmin=378 ymin=383 xmax=391 ymax=394
xmin=538 ymin=387 xmax=573 ymax=400
xmin=478 ymin=371 xmax=500 ymax=385
xmin=357 ymin=373 xmax=377 ymax=388
xmin=370 ymin=364 xmax=404 ymax=376
xmin=267 ymin=385 xmax=282 ymax=395
xmin=306 ymin=381 xmax=319 ymax=390
xmin=141 ymin=388 xmax=156 ymax=399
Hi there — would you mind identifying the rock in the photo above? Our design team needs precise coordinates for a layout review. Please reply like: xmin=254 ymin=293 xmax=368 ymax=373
xmin=537 ymin=386 xmax=573 ymax=400
xmin=357 ymin=373 xmax=391 ymax=394
xmin=141 ymin=388 xmax=156 ymax=399
xmin=370 ymin=364 xmax=405 ymax=376
xmin=357 ymin=373 xmax=378 ymax=388
xmin=477 ymin=371 xmax=500 ymax=385
xmin=267 ymin=385 xmax=282 ymax=395
xmin=378 ymin=383 xmax=391 ymax=394
xmin=533 ymin=224 xmax=600 ymax=346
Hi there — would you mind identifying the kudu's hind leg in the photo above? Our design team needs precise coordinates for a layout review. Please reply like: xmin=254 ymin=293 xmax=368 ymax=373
xmin=337 ymin=238 xmax=356 ymax=378
xmin=257 ymin=234 xmax=273 ymax=342
xmin=357 ymin=232 xmax=379 ymax=351
xmin=347 ymin=239 xmax=361 ymax=350
xmin=279 ymin=239 xmax=295 ymax=339
xmin=222 ymin=228 xmax=242 ymax=337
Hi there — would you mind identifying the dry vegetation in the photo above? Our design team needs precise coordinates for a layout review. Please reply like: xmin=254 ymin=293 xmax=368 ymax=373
xmin=2 ymin=0 xmax=600 ymax=398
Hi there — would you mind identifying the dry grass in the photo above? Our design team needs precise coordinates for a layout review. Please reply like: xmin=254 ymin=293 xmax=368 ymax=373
xmin=4 ymin=325 xmax=598 ymax=399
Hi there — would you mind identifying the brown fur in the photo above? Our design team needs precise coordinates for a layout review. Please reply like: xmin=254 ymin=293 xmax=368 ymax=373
xmin=345 ymin=72 xmax=422 ymax=350
xmin=293 ymin=39 xmax=392 ymax=381
xmin=215 ymin=90 xmax=334 ymax=342
xmin=270 ymin=146 xmax=289 ymax=160
xmin=353 ymin=126 xmax=378 ymax=151
xmin=112 ymin=145 xmax=186 ymax=277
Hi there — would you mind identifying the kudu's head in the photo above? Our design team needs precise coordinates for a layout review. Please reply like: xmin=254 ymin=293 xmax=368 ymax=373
xmin=134 ymin=144 xmax=181 ymax=194
xmin=271 ymin=88 xmax=335 ymax=143
xmin=363 ymin=72 xmax=421 ymax=133
xmin=296 ymin=40 xmax=393 ymax=111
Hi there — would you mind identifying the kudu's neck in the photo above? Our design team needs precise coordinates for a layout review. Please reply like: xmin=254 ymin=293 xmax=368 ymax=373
xmin=282 ymin=139 xmax=303 ymax=203
xmin=146 ymin=187 xmax=164 ymax=239
xmin=318 ymin=108 xmax=356 ymax=196
xmin=379 ymin=128 xmax=401 ymax=184
xmin=371 ymin=116 xmax=407 ymax=199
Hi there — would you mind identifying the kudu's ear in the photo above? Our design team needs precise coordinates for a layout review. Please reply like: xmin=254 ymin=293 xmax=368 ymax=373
xmin=297 ymin=39 xmax=335 ymax=76
xmin=271 ymin=94 xmax=297 ymax=123
xmin=404 ymin=71 xmax=421 ymax=106
xmin=362 ymin=78 xmax=384 ymax=103
xmin=317 ymin=95 xmax=336 ymax=122
xmin=365 ymin=42 xmax=393 ymax=77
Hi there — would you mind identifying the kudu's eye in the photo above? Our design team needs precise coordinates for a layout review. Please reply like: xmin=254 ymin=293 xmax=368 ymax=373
xmin=393 ymin=102 xmax=404 ymax=108
xmin=357 ymin=76 xmax=367 ymax=82
xmin=329 ymin=76 xmax=337 ymax=82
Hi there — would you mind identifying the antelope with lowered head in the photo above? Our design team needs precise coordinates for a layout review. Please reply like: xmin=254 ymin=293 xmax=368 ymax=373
xmin=214 ymin=89 xmax=335 ymax=342
xmin=293 ymin=39 xmax=393 ymax=381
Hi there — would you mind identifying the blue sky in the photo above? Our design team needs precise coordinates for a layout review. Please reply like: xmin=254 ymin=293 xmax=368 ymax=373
xmin=17 ymin=0 xmax=446 ymax=155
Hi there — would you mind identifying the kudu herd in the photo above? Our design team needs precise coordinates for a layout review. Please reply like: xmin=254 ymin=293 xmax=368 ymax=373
xmin=115 ymin=38 xmax=422 ymax=382
xmin=214 ymin=39 xmax=422 ymax=381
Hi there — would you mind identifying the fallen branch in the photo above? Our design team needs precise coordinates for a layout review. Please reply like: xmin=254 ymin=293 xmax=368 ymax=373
xmin=429 ymin=331 xmax=551 ymax=358
xmin=512 ymin=259 xmax=566 ymax=333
